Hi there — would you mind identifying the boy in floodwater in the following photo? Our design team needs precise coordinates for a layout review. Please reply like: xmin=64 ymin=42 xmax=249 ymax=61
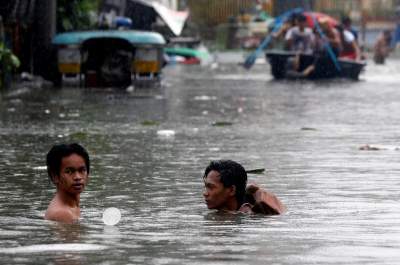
xmin=202 ymin=160 xmax=285 ymax=215
xmin=45 ymin=143 xmax=90 ymax=224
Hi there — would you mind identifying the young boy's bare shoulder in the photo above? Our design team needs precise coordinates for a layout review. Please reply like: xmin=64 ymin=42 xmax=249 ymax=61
xmin=45 ymin=204 xmax=76 ymax=224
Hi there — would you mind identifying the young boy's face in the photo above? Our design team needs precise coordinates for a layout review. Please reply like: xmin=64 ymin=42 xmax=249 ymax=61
xmin=55 ymin=153 xmax=89 ymax=194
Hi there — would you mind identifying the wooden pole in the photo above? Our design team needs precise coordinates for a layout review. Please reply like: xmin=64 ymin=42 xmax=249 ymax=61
xmin=32 ymin=0 xmax=57 ymax=79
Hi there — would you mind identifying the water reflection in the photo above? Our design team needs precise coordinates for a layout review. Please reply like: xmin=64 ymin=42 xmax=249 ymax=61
xmin=48 ymin=223 xmax=88 ymax=242
xmin=53 ymin=254 xmax=84 ymax=265
xmin=1 ymin=59 xmax=400 ymax=264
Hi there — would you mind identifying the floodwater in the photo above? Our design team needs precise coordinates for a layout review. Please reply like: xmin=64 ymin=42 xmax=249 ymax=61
xmin=1 ymin=55 xmax=400 ymax=264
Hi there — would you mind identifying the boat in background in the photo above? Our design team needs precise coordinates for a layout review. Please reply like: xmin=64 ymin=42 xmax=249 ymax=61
xmin=265 ymin=50 xmax=366 ymax=80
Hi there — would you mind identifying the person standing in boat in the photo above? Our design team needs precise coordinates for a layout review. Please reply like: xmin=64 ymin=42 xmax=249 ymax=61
xmin=337 ymin=16 xmax=362 ymax=61
xmin=45 ymin=143 xmax=90 ymax=224
xmin=315 ymin=17 xmax=342 ymax=56
xmin=202 ymin=160 xmax=285 ymax=215
xmin=285 ymin=13 xmax=314 ymax=53
xmin=337 ymin=25 xmax=362 ymax=61
xmin=301 ymin=17 xmax=342 ymax=78
xmin=284 ymin=13 xmax=315 ymax=71
xmin=270 ymin=13 xmax=297 ymax=50
xmin=341 ymin=16 xmax=359 ymax=44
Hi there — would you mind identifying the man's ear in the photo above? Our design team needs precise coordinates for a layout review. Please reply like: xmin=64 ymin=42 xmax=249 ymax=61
xmin=228 ymin=185 xmax=236 ymax=197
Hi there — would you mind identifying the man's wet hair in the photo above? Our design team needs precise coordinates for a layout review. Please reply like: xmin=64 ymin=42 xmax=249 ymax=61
xmin=203 ymin=160 xmax=247 ymax=205
xmin=288 ymin=13 xmax=298 ymax=25
xmin=46 ymin=143 xmax=90 ymax=183
xmin=297 ymin=13 xmax=307 ymax=23
xmin=341 ymin=16 xmax=352 ymax=26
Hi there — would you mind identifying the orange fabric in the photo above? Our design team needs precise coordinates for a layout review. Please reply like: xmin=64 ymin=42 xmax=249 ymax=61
xmin=340 ymin=51 xmax=357 ymax=60
xmin=243 ymin=184 xmax=286 ymax=215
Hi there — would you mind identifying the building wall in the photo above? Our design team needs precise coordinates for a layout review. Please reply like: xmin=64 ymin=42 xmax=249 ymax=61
xmin=172 ymin=0 xmax=399 ymax=28
xmin=186 ymin=0 xmax=255 ymax=26
xmin=313 ymin=0 xmax=398 ymax=20
xmin=271 ymin=0 xmax=311 ymax=16
xmin=158 ymin=0 xmax=178 ymax=10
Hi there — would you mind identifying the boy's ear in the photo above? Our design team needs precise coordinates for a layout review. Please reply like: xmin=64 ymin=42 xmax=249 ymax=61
xmin=52 ymin=174 xmax=60 ymax=184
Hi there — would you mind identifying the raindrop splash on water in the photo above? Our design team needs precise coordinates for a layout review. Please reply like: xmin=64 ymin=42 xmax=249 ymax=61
xmin=102 ymin=207 xmax=121 ymax=226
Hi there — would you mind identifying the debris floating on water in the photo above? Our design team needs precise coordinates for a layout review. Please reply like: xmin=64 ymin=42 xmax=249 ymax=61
xmin=194 ymin=95 xmax=217 ymax=101
xmin=301 ymin=127 xmax=317 ymax=131
xmin=359 ymin=144 xmax=400 ymax=151
xmin=126 ymin=85 xmax=135 ymax=92
xmin=246 ymin=168 xmax=265 ymax=174
xmin=141 ymin=120 xmax=159 ymax=126
xmin=212 ymin=121 xmax=233 ymax=127
xmin=157 ymin=130 xmax=175 ymax=137
xmin=70 ymin=131 xmax=88 ymax=141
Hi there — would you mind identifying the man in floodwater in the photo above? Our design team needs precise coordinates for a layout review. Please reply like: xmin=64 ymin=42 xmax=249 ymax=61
xmin=373 ymin=30 xmax=393 ymax=64
xmin=202 ymin=160 xmax=285 ymax=215
xmin=45 ymin=143 xmax=90 ymax=223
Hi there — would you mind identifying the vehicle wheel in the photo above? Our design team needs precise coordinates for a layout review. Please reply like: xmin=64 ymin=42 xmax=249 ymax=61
xmin=100 ymin=50 xmax=132 ymax=87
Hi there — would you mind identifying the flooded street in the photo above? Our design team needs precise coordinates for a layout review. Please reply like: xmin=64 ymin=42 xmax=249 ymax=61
xmin=1 ymin=56 xmax=400 ymax=264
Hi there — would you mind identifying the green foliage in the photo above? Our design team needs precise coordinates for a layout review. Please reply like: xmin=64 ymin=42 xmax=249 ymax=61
xmin=211 ymin=121 xmax=233 ymax=126
xmin=57 ymin=0 xmax=101 ymax=32
xmin=141 ymin=120 xmax=159 ymax=126
xmin=70 ymin=131 xmax=89 ymax=141
xmin=0 ymin=42 xmax=20 ymax=89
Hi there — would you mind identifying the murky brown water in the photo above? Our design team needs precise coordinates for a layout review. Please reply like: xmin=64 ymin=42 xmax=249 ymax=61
xmin=1 ymin=55 xmax=400 ymax=264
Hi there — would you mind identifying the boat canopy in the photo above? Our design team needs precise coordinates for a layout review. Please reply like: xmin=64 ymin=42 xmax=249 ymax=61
xmin=52 ymin=30 xmax=166 ymax=46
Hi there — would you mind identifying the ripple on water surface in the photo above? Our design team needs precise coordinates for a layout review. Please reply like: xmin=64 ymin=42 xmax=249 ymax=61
xmin=0 ymin=243 xmax=108 ymax=254
xmin=1 ymin=59 xmax=400 ymax=265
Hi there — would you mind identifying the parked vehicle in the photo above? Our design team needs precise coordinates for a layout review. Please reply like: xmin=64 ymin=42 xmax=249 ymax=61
xmin=53 ymin=30 xmax=166 ymax=87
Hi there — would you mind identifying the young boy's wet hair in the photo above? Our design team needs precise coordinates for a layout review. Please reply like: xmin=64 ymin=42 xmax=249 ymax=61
xmin=46 ymin=143 xmax=90 ymax=183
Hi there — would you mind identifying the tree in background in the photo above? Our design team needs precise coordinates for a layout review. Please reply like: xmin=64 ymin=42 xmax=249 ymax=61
xmin=57 ymin=0 xmax=101 ymax=32
xmin=0 ymin=15 xmax=20 ymax=89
